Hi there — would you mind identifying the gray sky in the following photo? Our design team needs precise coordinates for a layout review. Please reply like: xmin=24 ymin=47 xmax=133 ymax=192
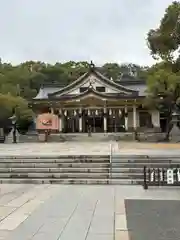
xmin=0 ymin=0 xmax=174 ymax=66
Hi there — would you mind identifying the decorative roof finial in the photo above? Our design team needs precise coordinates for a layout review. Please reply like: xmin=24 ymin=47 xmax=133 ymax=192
xmin=90 ymin=61 xmax=95 ymax=69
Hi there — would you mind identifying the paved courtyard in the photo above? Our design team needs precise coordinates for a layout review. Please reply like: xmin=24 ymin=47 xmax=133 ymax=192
xmin=0 ymin=142 xmax=180 ymax=239
xmin=0 ymin=184 xmax=179 ymax=239
xmin=1 ymin=142 xmax=180 ymax=156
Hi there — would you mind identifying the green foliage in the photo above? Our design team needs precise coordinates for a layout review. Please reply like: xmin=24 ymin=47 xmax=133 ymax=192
xmin=146 ymin=1 xmax=180 ymax=110
xmin=0 ymin=60 xmax=146 ymax=122
xmin=145 ymin=62 xmax=180 ymax=104
xmin=147 ymin=1 xmax=180 ymax=61
xmin=102 ymin=63 xmax=148 ymax=80
xmin=101 ymin=63 xmax=122 ymax=80
xmin=0 ymin=94 xmax=33 ymax=121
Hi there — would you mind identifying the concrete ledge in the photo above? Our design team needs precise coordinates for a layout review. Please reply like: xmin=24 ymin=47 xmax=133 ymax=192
xmin=115 ymin=230 xmax=129 ymax=240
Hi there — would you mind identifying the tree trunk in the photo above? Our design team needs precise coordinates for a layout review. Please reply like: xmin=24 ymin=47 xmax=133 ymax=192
xmin=164 ymin=114 xmax=172 ymax=141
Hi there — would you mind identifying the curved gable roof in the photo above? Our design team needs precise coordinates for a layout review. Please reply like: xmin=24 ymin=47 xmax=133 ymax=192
xmin=49 ymin=67 xmax=138 ymax=97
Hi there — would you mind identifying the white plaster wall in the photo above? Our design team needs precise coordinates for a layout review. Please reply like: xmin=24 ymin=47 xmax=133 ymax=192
xmin=80 ymin=75 xmax=120 ymax=93
xmin=128 ymin=112 xmax=133 ymax=128
xmin=150 ymin=110 xmax=160 ymax=127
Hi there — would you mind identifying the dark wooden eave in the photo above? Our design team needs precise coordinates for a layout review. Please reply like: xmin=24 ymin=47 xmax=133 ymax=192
xmin=48 ymin=87 xmax=141 ymax=101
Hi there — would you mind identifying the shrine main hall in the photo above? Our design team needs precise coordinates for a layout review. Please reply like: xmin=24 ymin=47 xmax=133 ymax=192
xmin=32 ymin=64 xmax=161 ymax=134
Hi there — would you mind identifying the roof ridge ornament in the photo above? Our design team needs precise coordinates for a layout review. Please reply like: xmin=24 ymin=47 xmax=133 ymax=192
xmin=89 ymin=61 xmax=95 ymax=70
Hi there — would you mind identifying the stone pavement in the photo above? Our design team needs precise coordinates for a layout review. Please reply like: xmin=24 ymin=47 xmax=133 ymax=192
xmin=0 ymin=142 xmax=113 ymax=156
xmin=0 ymin=185 xmax=180 ymax=239
xmin=1 ymin=142 xmax=180 ymax=156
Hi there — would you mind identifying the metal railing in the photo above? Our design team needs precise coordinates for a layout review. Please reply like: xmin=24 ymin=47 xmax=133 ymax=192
xmin=143 ymin=165 xmax=180 ymax=189
xmin=109 ymin=143 xmax=113 ymax=183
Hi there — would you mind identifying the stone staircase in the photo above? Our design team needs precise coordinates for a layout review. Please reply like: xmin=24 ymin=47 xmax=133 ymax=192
xmin=0 ymin=153 xmax=180 ymax=185
xmin=0 ymin=155 xmax=110 ymax=184
xmin=111 ymin=154 xmax=180 ymax=185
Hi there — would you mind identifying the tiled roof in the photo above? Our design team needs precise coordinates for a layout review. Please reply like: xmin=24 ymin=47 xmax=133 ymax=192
xmin=33 ymin=65 xmax=147 ymax=100
xmin=122 ymin=84 xmax=147 ymax=96
xmin=33 ymin=87 xmax=62 ymax=99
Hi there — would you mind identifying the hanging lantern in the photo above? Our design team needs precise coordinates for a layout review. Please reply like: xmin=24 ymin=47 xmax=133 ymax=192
xmin=74 ymin=110 xmax=77 ymax=116
xmin=95 ymin=109 xmax=98 ymax=115
xmin=109 ymin=109 xmax=112 ymax=115
xmin=119 ymin=109 xmax=122 ymax=116
xmin=88 ymin=109 xmax=90 ymax=116
xmin=64 ymin=110 xmax=67 ymax=116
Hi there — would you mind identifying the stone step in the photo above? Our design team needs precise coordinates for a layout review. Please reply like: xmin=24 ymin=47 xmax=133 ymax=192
xmin=0 ymin=178 xmax=143 ymax=185
xmin=0 ymin=162 xmax=110 ymax=168
xmin=0 ymin=172 xmax=110 ymax=179
xmin=110 ymin=178 xmax=143 ymax=185
xmin=0 ymin=172 xmax=146 ymax=180
xmin=111 ymin=173 xmax=144 ymax=179
xmin=19 ymin=134 xmax=112 ymax=143
xmin=111 ymin=162 xmax=180 ymax=168
xmin=0 ymin=155 xmax=110 ymax=162
xmin=0 ymin=159 xmax=110 ymax=164
xmin=0 ymin=178 xmax=110 ymax=184
xmin=111 ymin=167 xmax=142 ymax=172
xmin=111 ymin=160 xmax=180 ymax=164
xmin=0 ymin=167 xmax=109 ymax=173
xmin=112 ymin=156 xmax=180 ymax=161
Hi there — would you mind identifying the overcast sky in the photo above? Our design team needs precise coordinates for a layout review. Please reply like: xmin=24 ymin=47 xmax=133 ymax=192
xmin=0 ymin=0 xmax=174 ymax=66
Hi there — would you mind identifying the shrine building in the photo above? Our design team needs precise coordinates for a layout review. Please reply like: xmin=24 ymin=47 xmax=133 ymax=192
xmin=32 ymin=63 xmax=161 ymax=134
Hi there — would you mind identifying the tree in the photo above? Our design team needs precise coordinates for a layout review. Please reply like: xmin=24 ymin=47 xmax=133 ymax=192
xmin=101 ymin=63 xmax=122 ymax=80
xmin=145 ymin=62 xmax=180 ymax=139
xmin=102 ymin=63 xmax=147 ymax=80
xmin=146 ymin=1 xmax=180 ymax=139
xmin=147 ymin=1 xmax=180 ymax=63
xmin=0 ymin=93 xmax=34 ymax=134
xmin=0 ymin=93 xmax=33 ymax=120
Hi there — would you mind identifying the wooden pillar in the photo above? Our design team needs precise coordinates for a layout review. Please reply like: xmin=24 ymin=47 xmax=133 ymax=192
xmin=133 ymin=105 xmax=137 ymax=129
xmin=124 ymin=105 xmax=128 ymax=131
xmin=51 ymin=108 xmax=54 ymax=114
xmin=79 ymin=108 xmax=82 ymax=132
xmin=59 ymin=109 xmax=62 ymax=132
xmin=104 ymin=107 xmax=107 ymax=133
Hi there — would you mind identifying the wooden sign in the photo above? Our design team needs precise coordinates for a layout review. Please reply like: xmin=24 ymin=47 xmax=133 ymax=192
xmin=36 ymin=113 xmax=59 ymax=130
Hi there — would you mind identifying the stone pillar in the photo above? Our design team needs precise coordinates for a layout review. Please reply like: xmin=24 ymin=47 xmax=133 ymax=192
xmin=124 ymin=106 xmax=128 ymax=131
xmin=136 ymin=110 xmax=140 ymax=128
xmin=104 ymin=107 xmax=107 ymax=133
xmin=79 ymin=108 xmax=82 ymax=132
xmin=133 ymin=105 xmax=137 ymax=129
xmin=6 ymin=127 xmax=20 ymax=144
xmin=59 ymin=109 xmax=62 ymax=132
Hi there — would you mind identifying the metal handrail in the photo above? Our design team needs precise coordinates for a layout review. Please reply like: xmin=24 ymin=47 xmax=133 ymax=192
xmin=110 ymin=143 xmax=112 ymax=163
xmin=109 ymin=143 xmax=112 ymax=183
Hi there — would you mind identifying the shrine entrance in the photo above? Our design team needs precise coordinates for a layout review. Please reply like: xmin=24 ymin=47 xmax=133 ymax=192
xmin=85 ymin=116 xmax=104 ymax=133
xmin=82 ymin=109 xmax=104 ymax=133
